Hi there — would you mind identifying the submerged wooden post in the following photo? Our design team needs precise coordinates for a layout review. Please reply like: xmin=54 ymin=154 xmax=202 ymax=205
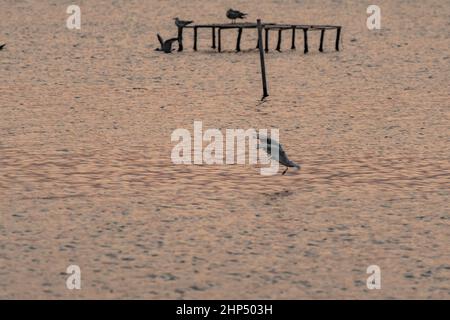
xmin=218 ymin=28 xmax=222 ymax=52
xmin=335 ymin=27 xmax=341 ymax=51
xmin=264 ymin=28 xmax=269 ymax=53
xmin=303 ymin=28 xmax=309 ymax=54
xmin=193 ymin=27 xmax=198 ymax=51
xmin=236 ymin=27 xmax=243 ymax=52
xmin=291 ymin=26 xmax=296 ymax=49
xmin=211 ymin=27 xmax=216 ymax=49
xmin=177 ymin=27 xmax=183 ymax=51
xmin=276 ymin=29 xmax=282 ymax=52
xmin=319 ymin=29 xmax=325 ymax=52
xmin=257 ymin=19 xmax=269 ymax=99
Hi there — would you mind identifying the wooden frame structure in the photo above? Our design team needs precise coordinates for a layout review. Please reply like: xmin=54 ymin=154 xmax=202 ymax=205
xmin=178 ymin=22 xmax=342 ymax=53
xmin=167 ymin=20 xmax=342 ymax=99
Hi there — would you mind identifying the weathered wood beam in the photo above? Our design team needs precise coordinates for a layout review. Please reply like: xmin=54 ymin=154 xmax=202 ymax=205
xmin=276 ymin=29 xmax=282 ymax=52
xmin=218 ymin=28 xmax=222 ymax=52
xmin=264 ymin=28 xmax=269 ymax=52
xmin=291 ymin=26 xmax=296 ymax=49
xmin=184 ymin=23 xmax=341 ymax=30
xmin=177 ymin=27 xmax=183 ymax=51
xmin=211 ymin=27 xmax=216 ymax=49
xmin=257 ymin=19 xmax=269 ymax=99
xmin=193 ymin=26 xmax=198 ymax=51
xmin=303 ymin=28 xmax=308 ymax=54
xmin=319 ymin=29 xmax=325 ymax=52
xmin=335 ymin=27 xmax=341 ymax=51
xmin=236 ymin=27 xmax=243 ymax=52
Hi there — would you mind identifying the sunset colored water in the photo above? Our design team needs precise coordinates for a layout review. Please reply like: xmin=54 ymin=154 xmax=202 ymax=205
xmin=1 ymin=0 xmax=449 ymax=298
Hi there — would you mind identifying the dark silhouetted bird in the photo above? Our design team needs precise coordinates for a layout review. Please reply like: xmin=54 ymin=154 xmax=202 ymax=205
xmin=226 ymin=9 xmax=247 ymax=23
xmin=155 ymin=34 xmax=179 ymax=53
xmin=257 ymin=134 xmax=300 ymax=175
xmin=174 ymin=17 xmax=193 ymax=28
xmin=0 ymin=44 xmax=6 ymax=50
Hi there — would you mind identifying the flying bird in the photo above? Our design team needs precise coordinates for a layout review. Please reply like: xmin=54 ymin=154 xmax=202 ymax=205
xmin=155 ymin=34 xmax=179 ymax=53
xmin=226 ymin=9 xmax=247 ymax=23
xmin=257 ymin=134 xmax=300 ymax=175
xmin=174 ymin=17 xmax=193 ymax=28
xmin=0 ymin=44 xmax=6 ymax=50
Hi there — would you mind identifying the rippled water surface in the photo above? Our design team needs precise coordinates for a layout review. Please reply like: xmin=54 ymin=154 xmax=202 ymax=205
xmin=0 ymin=0 xmax=449 ymax=299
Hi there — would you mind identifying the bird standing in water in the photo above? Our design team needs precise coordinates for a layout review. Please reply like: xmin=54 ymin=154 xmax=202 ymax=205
xmin=226 ymin=9 xmax=247 ymax=23
xmin=257 ymin=134 xmax=301 ymax=175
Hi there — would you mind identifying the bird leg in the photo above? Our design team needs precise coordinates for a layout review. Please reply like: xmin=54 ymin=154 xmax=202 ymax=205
xmin=282 ymin=167 xmax=289 ymax=175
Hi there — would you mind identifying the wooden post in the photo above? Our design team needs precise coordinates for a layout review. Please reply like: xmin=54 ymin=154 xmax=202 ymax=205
xmin=335 ymin=27 xmax=341 ymax=51
xmin=218 ymin=28 xmax=222 ymax=52
xmin=319 ymin=29 xmax=325 ymax=52
xmin=236 ymin=27 xmax=243 ymax=52
xmin=276 ymin=29 xmax=282 ymax=52
xmin=193 ymin=27 xmax=198 ymax=51
xmin=211 ymin=27 xmax=216 ymax=49
xmin=264 ymin=28 xmax=269 ymax=53
xmin=303 ymin=28 xmax=309 ymax=54
xmin=257 ymin=19 xmax=269 ymax=99
xmin=291 ymin=26 xmax=296 ymax=49
xmin=177 ymin=27 xmax=183 ymax=51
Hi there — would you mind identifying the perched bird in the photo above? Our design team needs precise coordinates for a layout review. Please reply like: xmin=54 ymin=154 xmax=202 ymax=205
xmin=0 ymin=43 xmax=6 ymax=50
xmin=155 ymin=34 xmax=179 ymax=53
xmin=174 ymin=17 xmax=193 ymax=28
xmin=256 ymin=134 xmax=300 ymax=175
xmin=226 ymin=9 xmax=247 ymax=23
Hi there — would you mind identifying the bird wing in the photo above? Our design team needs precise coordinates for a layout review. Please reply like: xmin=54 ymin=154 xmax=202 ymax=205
xmin=256 ymin=135 xmax=300 ymax=168
xmin=232 ymin=10 xmax=247 ymax=18
xmin=257 ymin=136 xmax=279 ymax=156
xmin=157 ymin=34 xmax=164 ymax=47
xmin=278 ymin=146 xmax=300 ymax=168
xmin=277 ymin=147 xmax=289 ymax=165
xmin=227 ymin=9 xmax=239 ymax=18
xmin=256 ymin=136 xmax=283 ymax=161
xmin=162 ymin=38 xmax=179 ymax=53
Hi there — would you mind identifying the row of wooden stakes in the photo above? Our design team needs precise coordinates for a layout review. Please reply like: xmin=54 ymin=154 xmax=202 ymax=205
xmin=176 ymin=22 xmax=342 ymax=53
